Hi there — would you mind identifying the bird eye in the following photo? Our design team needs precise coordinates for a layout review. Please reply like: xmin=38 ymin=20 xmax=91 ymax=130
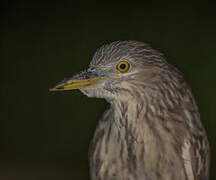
xmin=116 ymin=60 xmax=130 ymax=72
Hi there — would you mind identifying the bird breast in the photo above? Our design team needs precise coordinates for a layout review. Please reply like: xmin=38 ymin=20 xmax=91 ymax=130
xmin=88 ymin=101 xmax=188 ymax=180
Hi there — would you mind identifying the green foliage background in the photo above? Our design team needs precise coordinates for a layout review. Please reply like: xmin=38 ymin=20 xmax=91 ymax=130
xmin=1 ymin=1 xmax=216 ymax=179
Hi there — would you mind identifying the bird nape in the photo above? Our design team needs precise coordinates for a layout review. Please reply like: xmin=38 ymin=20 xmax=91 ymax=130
xmin=50 ymin=40 xmax=210 ymax=180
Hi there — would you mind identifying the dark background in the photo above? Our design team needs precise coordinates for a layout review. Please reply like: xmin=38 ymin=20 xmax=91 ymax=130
xmin=1 ymin=1 xmax=216 ymax=179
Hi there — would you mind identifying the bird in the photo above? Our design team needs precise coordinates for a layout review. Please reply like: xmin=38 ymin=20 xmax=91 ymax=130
xmin=50 ymin=40 xmax=210 ymax=180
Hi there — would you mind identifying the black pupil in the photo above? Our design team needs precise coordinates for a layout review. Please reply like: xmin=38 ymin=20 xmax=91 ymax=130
xmin=120 ymin=63 xmax=126 ymax=69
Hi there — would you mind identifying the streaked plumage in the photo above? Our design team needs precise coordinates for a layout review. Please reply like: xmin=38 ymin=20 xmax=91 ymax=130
xmin=51 ymin=40 xmax=210 ymax=180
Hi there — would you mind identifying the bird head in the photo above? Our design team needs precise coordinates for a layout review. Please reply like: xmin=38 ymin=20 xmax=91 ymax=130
xmin=50 ymin=40 xmax=168 ymax=102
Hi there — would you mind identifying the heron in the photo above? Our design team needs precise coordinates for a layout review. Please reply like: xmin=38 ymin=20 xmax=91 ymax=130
xmin=50 ymin=40 xmax=210 ymax=180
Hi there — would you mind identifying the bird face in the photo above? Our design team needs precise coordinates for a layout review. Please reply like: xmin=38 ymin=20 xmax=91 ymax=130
xmin=50 ymin=59 xmax=133 ymax=99
xmin=50 ymin=41 xmax=165 ymax=101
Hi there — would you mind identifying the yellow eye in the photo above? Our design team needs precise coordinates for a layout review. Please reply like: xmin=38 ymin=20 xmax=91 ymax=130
xmin=116 ymin=60 xmax=130 ymax=72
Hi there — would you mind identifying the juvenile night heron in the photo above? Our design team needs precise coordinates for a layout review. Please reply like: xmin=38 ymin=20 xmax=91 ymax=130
xmin=50 ymin=40 xmax=210 ymax=180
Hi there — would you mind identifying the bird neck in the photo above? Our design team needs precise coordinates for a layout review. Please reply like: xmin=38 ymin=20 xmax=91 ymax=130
xmin=108 ymin=75 xmax=186 ymax=142
xmin=110 ymin=98 xmax=147 ymax=123
xmin=109 ymin=96 xmax=150 ymax=143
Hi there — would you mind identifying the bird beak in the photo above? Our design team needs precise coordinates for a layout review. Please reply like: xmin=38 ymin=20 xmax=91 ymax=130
xmin=50 ymin=69 xmax=106 ymax=91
